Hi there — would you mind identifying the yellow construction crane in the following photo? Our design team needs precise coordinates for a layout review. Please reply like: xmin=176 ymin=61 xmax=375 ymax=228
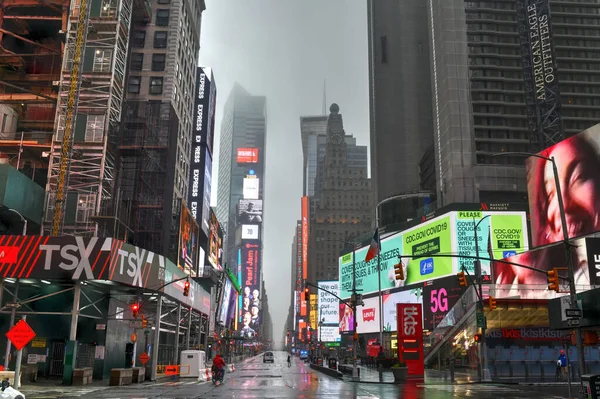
xmin=52 ymin=0 xmax=89 ymax=236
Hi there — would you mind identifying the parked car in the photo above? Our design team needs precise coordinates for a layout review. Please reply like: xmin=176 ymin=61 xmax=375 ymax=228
xmin=263 ymin=351 xmax=274 ymax=363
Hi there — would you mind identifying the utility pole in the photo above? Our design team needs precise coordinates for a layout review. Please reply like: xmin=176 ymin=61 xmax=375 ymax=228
xmin=474 ymin=216 xmax=491 ymax=381
xmin=351 ymin=243 xmax=359 ymax=380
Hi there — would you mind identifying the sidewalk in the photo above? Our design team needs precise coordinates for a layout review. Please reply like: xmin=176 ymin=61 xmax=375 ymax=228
xmin=341 ymin=366 xmax=484 ymax=385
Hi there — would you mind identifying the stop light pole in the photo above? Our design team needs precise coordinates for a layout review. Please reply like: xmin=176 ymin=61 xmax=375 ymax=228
xmin=473 ymin=215 xmax=491 ymax=382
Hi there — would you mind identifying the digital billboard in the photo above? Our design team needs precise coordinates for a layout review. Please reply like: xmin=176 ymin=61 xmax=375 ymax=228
xmin=355 ymin=296 xmax=380 ymax=334
xmin=382 ymin=286 xmax=423 ymax=332
xmin=238 ymin=199 xmax=263 ymax=224
xmin=320 ymin=326 xmax=341 ymax=342
xmin=422 ymin=275 xmax=466 ymax=331
xmin=301 ymin=196 xmax=309 ymax=280
xmin=178 ymin=202 xmax=199 ymax=276
xmin=208 ymin=209 xmax=221 ymax=269
xmin=317 ymin=281 xmax=339 ymax=325
xmin=526 ymin=123 xmax=600 ymax=247
xmin=296 ymin=222 xmax=302 ymax=292
xmin=237 ymin=147 xmax=259 ymax=164
xmin=218 ymin=279 xmax=232 ymax=325
xmin=201 ymin=149 xmax=212 ymax=235
xmin=339 ymin=210 xmax=529 ymax=298
xmin=238 ymin=240 xmax=261 ymax=338
xmin=492 ymin=236 xmax=595 ymax=298
xmin=309 ymin=294 xmax=318 ymax=329
xmin=339 ymin=302 xmax=354 ymax=333
xmin=243 ymin=177 xmax=259 ymax=200
xmin=192 ymin=67 xmax=216 ymax=154
xmin=241 ymin=224 xmax=259 ymax=240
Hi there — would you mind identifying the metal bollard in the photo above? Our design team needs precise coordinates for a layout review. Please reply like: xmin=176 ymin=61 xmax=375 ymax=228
xmin=450 ymin=357 xmax=455 ymax=382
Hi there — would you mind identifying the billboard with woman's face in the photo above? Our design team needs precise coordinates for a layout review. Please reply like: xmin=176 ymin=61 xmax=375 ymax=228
xmin=526 ymin=123 xmax=600 ymax=247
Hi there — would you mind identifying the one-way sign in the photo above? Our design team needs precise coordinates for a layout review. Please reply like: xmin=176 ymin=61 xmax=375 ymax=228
xmin=565 ymin=308 xmax=582 ymax=318
xmin=567 ymin=319 xmax=580 ymax=327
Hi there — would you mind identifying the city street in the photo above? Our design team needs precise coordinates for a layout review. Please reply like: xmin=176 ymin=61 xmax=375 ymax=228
xmin=19 ymin=352 xmax=575 ymax=398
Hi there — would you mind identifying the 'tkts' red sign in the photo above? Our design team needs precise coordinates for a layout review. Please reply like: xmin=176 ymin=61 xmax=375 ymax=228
xmin=6 ymin=320 xmax=36 ymax=350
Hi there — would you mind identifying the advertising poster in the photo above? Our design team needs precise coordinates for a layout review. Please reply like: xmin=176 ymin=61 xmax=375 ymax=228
xmin=492 ymin=237 xmax=593 ymax=298
xmin=382 ymin=286 xmax=423 ymax=332
xmin=355 ymin=296 xmax=380 ymax=334
xmin=422 ymin=275 xmax=466 ymax=331
xmin=455 ymin=211 xmax=528 ymax=276
xmin=320 ymin=326 xmax=341 ymax=342
xmin=317 ymin=281 xmax=339 ymax=325
xmin=309 ymin=294 xmax=318 ymax=329
xmin=301 ymin=196 xmax=309 ymax=280
xmin=238 ymin=240 xmax=261 ymax=338
xmin=339 ymin=233 xmax=403 ymax=299
xmin=339 ymin=302 xmax=354 ymax=333
xmin=201 ymin=148 xmax=212 ymax=235
xmin=241 ymin=224 xmax=259 ymax=240
xmin=218 ymin=279 xmax=232 ymax=325
xmin=238 ymin=199 xmax=263 ymax=224
xmin=208 ymin=209 xmax=220 ymax=269
xmin=526 ymin=124 xmax=600 ymax=247
xmin=243 ymin=177 xmax=259 ymax=200
xmin=178 ymin=203 xmax=199 ymax=276
xmin=236 ymin=148 xmax=259 ymax=163
xmin=586 ymin=238 xmax=600 ymax=286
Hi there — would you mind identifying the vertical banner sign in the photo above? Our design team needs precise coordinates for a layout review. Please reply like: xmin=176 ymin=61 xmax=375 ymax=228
xmin=301 ymin=196 xmax=309 ymax=280
xmin=296 ymin=222 xmax=302 ymax=292
xmin=516 ymin=0 xmax=562 ymax=146
xmin=309 ymin=294 xmax=318 ymax=329
xmin=300 ymin=297 xmax=307 ymax=317
xmin=396 ymin=303 xmax=424 ymax=376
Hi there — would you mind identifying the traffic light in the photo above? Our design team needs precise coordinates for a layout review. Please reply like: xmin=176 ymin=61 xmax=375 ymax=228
xmin=547 ymin=268 xmax=559 ymax=292
xmin=183 ymin=280 xmax=190 ymax=297
xmin=131 ymin=303 xmax=139 ymax=318
xmin=304 ymin=287 xmax=309 ymax=301
xmin=489 ymin=296 xmax=497 ymax=311
xmin=142 ymin=316 xmax=148 ymax=328
xmin=457 ymin=271 xmax=468 ymax=287
xmin=474 ymin=333 xmax=482 ymax=343
xmin=394 ymin=262 xmax=404 ymax=281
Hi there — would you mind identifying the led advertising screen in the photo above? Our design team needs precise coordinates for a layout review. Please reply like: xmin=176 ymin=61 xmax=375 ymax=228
xmin=301 ymin=196 xmax=309 ymax=280
xmin=355 ymin=296 xmax=381 ymax=334
xmin=218 ymin=279 xmax=232 ymax=325
xmin=201 ymin=148 xmax=212 ymax=235
xmin=492 ymin=236 xmax=595 ymax=298
xmin=339 ymin=210 xmax=529 ymax=299
xmin=208 ymin=209 xmax=221 ymax=269
xmin=238 ymin=199 xmax=263 ymax=224
xmin=192 ymin=67 xmax=216 ymax=154
xmin=241 ymin=224 xmax=259 ymax=240
xmin=320 ymin=326 xmax=341 ymax=342
xmin=526 ymin=123 xmax=600 ymax=247
xmin=198 ymin=247 xmax=205 ymax=277
xmin=309 ymin=294 xmax=318 ymax=329
xmin=382 ymin=286 xmax=423 ymax=332
xmin=243 ymin=177 xmax=259 ymax=200
xmin=317 ymin=281 xmax=339 ymax=325
xmin=237 ymin=147 xmax=259 ymax=164
xmin=238 ymin=240 xmax=261 ymax=338
xmin=178 ymin=202 xmax=199 ymax=276
xmin=422 ymin=275 xmax=466 ymax=331
xmin=339 ymin=302 xmax=354 ymax=333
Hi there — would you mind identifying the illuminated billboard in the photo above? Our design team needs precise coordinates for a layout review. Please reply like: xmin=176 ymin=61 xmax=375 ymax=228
xmin=317 ymin=281 xmax=339 ymax=325
xmin=238 ymin=199 xmax=263 ymax=224
xmin=382 ymin=287 xmax=423 ymax=332
xmin=178 ymin=202 xmax=199 ymax=276
xmin=320 ymin=326 xmax=341 ymax=342
xmin=339 ymin=302 xmax=354 ymax=333
xmin=218 ymin=279 xmax=232 ymax=325
xmin=301 ymin=196 xmax=309 ymax=280
xmin=208 ymin=209 xmax=221 ymax=269
xmin=296 ymin=222 xmax=302 ymax=291
xmin=526 ymin=123 xmax=600 ymax=247
xmin=243 ymin=177 xmax=259 ymax=199
xmin=241 ymin=224 xmax=259 ymax=240
xmin=339 ymin=210 xmax=529 ymax=299
xmin=237 ymin=147 xmax=259 ymax=164
xmin=309 ymin=294 xmax=318 ymax=329
xmin=355 ymin=296 xmax=380 ymax=334
xmin=238 ymin=240 xmax=261 ymax=338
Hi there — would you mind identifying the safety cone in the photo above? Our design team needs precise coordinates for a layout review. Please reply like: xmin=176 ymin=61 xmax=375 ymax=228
xmin=230 ymin=364 xmax=235 ymax=372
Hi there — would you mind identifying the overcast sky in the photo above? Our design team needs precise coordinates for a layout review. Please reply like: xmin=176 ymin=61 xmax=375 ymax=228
xmin=201 ymin=0 xmax=369 ymax=341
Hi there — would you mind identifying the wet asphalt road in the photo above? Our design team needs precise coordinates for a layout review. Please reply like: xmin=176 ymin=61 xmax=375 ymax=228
xmin=21 ymin=351 xmax=574 ymax=398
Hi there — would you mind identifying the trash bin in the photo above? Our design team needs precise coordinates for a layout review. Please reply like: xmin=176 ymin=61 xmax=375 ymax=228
xmin=582 ymin=374 xmax=600 ymax=399
xmin=328 ymin=358 xmax=337 ymax=370
xmin=316 ymin=357 xmax=323 ymax=367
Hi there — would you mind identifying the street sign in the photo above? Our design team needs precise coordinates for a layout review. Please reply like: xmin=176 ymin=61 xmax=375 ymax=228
xmin=567 ymin=319 xmax=580 ymax=327
xmin=565 ymin=308 xmax=582 ymax=318
xmin=129 ymin=320 xmax=143 ymax=329
xmin=165 ymin=365 xmax=179 ymax=375
xmin=476 ymin=312 xmax=486 ymax=329
xmin=6 ymin=320 xmax=36 ymax=350
xmin=139 ymin=352 xmax=150 ymax=365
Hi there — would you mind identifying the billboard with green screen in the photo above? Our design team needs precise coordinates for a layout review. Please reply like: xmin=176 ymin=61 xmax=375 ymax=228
xmin=338 ymin=211 xmax=529 ymax=299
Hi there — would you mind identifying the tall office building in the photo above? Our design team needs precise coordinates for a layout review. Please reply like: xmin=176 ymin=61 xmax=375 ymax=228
xmin=116 ymin=0 xmax=206 ymax=256
xmin=367 ymin=0 xmax=436 ymax=228
xmin=307 ymin=104 xmax=371 ymax=282
xmin=215 ymin=84 xmax=267 ymax=339
xmin=427 ymin=0 xmax=600 ymax=206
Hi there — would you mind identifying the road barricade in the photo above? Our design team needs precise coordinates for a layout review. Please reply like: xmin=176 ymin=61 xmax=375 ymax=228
xmin=197 ymin=368 xmax=212 ymax=382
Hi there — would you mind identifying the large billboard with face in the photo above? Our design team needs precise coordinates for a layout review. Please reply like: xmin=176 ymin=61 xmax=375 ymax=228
xmin=339 ymin=211 xmax=529 ymax=299
xmin=318 ymin=281 xmax=339 ymax=325
xmin=526 ymin=123 xmax=600 ymax=248
xmin=238 ymin=240 xmax=261 ymax=338
xmin=238 ymin=199 xmax=263 ymax=225
xmin=178 ymin=202 xmax=199 ymax=276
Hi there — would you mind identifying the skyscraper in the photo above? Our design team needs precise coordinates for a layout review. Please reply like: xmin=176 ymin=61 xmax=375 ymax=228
xmin=367 ymin=0 xmax=436 ymax=227
xmin=427 ymin=0 xmax=600 ymax=206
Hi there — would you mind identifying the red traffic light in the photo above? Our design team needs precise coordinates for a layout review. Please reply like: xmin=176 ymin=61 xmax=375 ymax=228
xmin=132 ymin=304 xmax=139 ymax=311
xmin=183 ymin=280 xmax=190 ymax=296
xmin=474 ymin=333 xmax=482 ymax=343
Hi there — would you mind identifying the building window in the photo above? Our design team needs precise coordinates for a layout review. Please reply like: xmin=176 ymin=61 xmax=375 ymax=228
xmin=93 ymin=49 xmax=112 ymax=72
xmin=130 ymin=53 xmax=143 ymax=71
xmin=149 ymin=77 xmax=163 ymax=94
xmin=156 ymin=9 xmax=169 ymax=26
xmin=132 ymin=30 xmax=145 ymax=47
xmin=381 ymin=35 xmax=388 ymax=64
xmin=76 ymin=193 xmax=96 ymax=223
xmin=85 ymin=115 xmax=105 ymax=142
xmin=128 ymin=76 xmax=141 ymax=93
xmin=154 ymin=31 xmax=168 ymax=48
xmin=152 ymin=53 xmax=166 ymax=71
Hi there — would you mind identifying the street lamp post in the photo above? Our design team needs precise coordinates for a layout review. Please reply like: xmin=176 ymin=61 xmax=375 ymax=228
xmin=474 ymin=215 xmax=491 ymax=381
xmin=7 ymin=209 xmax=27 ymax=236
xmin=493 ymin=152 xmax=586 ymax=384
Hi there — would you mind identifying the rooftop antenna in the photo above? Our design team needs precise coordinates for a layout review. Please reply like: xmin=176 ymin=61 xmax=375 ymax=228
xmin=322 ymin=80 xmax=327 ymax=115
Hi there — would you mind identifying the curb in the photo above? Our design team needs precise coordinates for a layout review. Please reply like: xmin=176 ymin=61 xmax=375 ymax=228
xmin=309 ymin=363 xmax=343 ymax=379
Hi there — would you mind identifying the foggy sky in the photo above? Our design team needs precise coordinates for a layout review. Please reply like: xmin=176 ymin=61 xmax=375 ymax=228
xmin=201 ymin=0 xmax=369 ymax=342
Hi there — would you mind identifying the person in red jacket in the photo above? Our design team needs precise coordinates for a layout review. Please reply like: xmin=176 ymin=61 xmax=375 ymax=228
xmin=212 ymin=353 xmax=225 ymax=382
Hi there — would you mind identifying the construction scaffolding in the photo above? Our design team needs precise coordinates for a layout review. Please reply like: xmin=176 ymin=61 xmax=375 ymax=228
xmin=44 ymin=0 xmax=134 ymax=236
xmin=0 ymin=0 xmax=66 ymax=185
